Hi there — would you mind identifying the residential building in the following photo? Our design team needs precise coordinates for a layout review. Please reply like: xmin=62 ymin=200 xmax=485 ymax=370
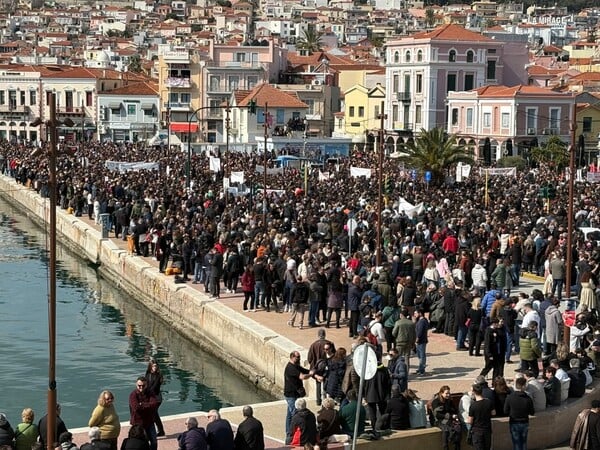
xmin=446 ymin=84 xmax=575 ymax=162
xmin=229 ymin=83 xmax=307 ymax=147
xmin=385 ymin=24 xmax=528 ymax=143
xmin=575 ymin=99 xmax=600 ymax=166
xmin=97 ymin=81 xmax=160 ymax=143
xmin=334 ymin=82 xmax=385 ymax=141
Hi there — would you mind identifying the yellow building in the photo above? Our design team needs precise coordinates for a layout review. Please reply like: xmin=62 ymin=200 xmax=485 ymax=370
xmin=577 ymin=101 xmax=600 ymax=166
xmin=335 ymin=83 xmax=385 ymax=138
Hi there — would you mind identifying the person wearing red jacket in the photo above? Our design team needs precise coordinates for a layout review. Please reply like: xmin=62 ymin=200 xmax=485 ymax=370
xmin=129 ymin=376 xmax=159 ymax=450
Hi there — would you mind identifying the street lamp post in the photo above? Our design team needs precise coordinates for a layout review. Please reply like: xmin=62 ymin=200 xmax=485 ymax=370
xmin=375 ymin=101 xmax=386 ymax=267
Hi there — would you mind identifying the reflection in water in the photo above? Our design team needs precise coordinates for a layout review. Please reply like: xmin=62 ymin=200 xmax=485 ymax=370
xmin=0 ymin=197 xmax=272 ymax=428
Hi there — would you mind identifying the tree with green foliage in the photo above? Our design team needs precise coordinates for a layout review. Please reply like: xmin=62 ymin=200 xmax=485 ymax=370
xmin=127 ymin=54 xmax=143 ymax=73
xmin=530 ymin=135 xmax=569 ymax=169
xmin=497 ymin=156 xmax=527 ymax=171
xmin=296 ymin=28 xmax=323 ymax=55
xmin=398 ymin=128 xmax=475 ymax=185
xmin=425 ymin=9 xmax=435 ymax=28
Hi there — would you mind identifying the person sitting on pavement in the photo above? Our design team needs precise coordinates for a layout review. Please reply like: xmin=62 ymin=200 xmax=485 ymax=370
xmin=177 ymin=417 xmax=207 ymax=450
xmin=568 ymin=358 xmax=587 ymax=399
xmin=80 ymin=427 xmax=111 ymax=450
xmin=340 ymin=389 xmax=366 ymax=436
xmin=233 ymin=406 xmax=264 ymax=450
xmin=290 ymin=398 xmax=318 ymax=447
xmin=205 ymin=410 xmax=234 ymax=450
xmin=543 ymin=366 xmax=562 ymax=407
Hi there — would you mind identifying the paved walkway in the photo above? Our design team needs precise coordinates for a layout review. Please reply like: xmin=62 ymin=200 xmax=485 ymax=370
xmin=69 ymin=215 xmax=547 ymax=448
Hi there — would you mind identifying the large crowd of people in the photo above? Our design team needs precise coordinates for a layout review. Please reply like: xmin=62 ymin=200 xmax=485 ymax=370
xmin=3 ymin=139 xmax=600 ymax=450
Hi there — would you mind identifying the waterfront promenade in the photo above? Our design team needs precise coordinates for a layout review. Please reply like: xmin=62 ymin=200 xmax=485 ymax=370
xmin=61 ymin=214 xmax=555 ymax=449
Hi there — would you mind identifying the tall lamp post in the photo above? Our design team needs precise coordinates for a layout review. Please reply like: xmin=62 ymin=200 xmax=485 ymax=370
xmin=375 ymin=101 xmax=386 ymax=267
xmin=31 ymin=93 xmax=73 ymax=450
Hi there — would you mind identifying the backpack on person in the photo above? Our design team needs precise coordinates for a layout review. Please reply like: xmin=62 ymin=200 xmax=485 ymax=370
xmin=362 ymin=322 xmax=379 ymax=346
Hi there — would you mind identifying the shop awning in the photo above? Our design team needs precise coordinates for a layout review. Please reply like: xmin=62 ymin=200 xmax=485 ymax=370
xmin=108 ymin=102 xmax=121 ymax=109
xmin=170 ymin=122 xmax=198 ymax=133
xmin=141 ymin=103 xmax=154 ymax=110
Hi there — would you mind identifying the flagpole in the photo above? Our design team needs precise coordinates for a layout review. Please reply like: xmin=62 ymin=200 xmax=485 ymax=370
xmin=484 ymin=169 xmax=489 ymax=208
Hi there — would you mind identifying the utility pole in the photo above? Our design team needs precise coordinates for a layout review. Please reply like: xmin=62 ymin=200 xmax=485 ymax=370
xmin=263 ymin=102 xmax=269 ymax=229
xmin=376 ymin=101 xmax=386 ymax=267
xmin=47 ymin=92 xmax=58 ymax=450
xmin=564 ymin=96 xmax=577 ymax=345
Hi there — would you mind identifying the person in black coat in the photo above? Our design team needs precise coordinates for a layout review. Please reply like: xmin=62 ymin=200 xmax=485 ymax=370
xmin=233 ymin=406 xmax=264 ymax=450
xmin=290 ymin=399 xmax=318 ymax=447
xmin=38 ymin=403 xmax=68 ymax=449
xmin=364 ymin=364 xmax=391 ymax=431
xmin=454 ymin=292 xmax=471 ymax=350
xmin=120 ymin=425 xmax=150 ymax=450
xmin=480 ymin=318 xmax=507 ymax=380
xmin=205 ymin=410 xmax=234 ymax=450
xmin=384 ymin=385 xmax=410 ymax=430
xmin=0 ymin=413 xmax=14 ymax=447
xmin=177 ymin=417 xmax=208 ymax=450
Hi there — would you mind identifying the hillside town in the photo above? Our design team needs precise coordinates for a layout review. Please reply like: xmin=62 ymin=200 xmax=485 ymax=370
xmin=0 ymin=0 xmax=597 ymax=163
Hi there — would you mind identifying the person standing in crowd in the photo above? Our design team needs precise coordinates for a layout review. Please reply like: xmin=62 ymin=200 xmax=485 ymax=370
xmin=325 ymin=261 xmax=343 ymax=328
xmin=545 ymin=297 xmax=564 ymax=357
xmin=467 ymin=297 xmax=484 ymax=357
xmin=364 ymin=362 xmax=391 ymax=432
xmin=14 ymin=408 xmax=38 ymax=450
xmin=504 ymin=377 xmax=535 ymax=450
xmin=307 ymin=329 xmax=335 ymax=407
xmin=392 ymin=307 xmax=416 ymax=372
xmin=0 ymin=413 xmax=14 ymax=447
xmin=571 ymin=400 xmax=600 ymax=450
xmin=129 ymin=376 xmax=159 ymax=450
xmin=388 ymin=347 xmax=408 ymax=392
xmin=347 ymin=275 xmax=363 ymax=338
xmin=519 ymin=322 xmax=542 ymax=379
xmin=480 ymin=318 xmax=506 ymax=380
xmin=468 ymin=383 xmax=494 ymax=450
xmin=88 ymin=390 xmax=120 ymax=450
xmin=205 ymin=410 xmax=234 ymax=450
xmin=38 ymin=403 xmax=68 ymax=449
xmin=284 ymin=351 xmax=316 ymax=444
xmin=414 ymin=307 xmax=429 ymax=376
xmin=177 ymin=417 xmax=207 ymax=450
xmin=241 ymin=263 xmax=256 ymax=311
xmin=145 ymin=359 xmax=165 ymax=437
xmin=549 ymin=252 xmax=565 ymax=301
xmin=208 ymin=246 xmax=224 ymax=299
xmin=288 ymin=275 xmax=310 ymax=329
xmin=233 ymin=406 xmax=264 ymax=450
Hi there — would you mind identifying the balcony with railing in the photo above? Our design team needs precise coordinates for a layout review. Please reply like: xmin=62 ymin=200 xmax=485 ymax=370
xmin=57 ymin=106 xmax=86 ymax=115
xmin=166 ymin=77 xmax=191 ymax=88
xmin=0 ymin=104 xmax=30 ymax=114
xmin=396 ymin=92 xmax=411 ymax=104
xmin=164 ymin=102 xmax=191 ymax=111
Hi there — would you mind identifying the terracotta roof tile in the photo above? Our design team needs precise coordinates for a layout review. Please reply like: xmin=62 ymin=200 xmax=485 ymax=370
xmin=473 ymin=84 xmax=573 ymax=98
xmin=237 ymin=83 xmax=308 ymax=108
xmin=410 ymin=24 xmax=492 ymax=42
xmin=102 ymin=80 xmax=158 ymax=95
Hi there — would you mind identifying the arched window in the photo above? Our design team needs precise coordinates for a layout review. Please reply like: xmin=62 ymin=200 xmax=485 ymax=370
xmin=394 ymin=51 xmax=399 ymax=63
xmin=405 ymin=50 xmax=411 ymax=62
xmin=466 ymin=50 xmax=474 ymax=63
xmin=449 ymin=50 xmax=456 ymax=62
xmin=417 ymin=50 xmax=423 ymax=62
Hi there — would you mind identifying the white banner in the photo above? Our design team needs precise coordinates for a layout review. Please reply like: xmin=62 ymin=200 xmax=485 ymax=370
xmin=350 ymin=167 xmax=372 ymax=178
xmin=209 ymin=157 xmax=221 ymax=172
xmin=318 ymin=171 xmax=330 ymax=181
xmin=480 ymin=167 xmax=517 ymax=176
xmin=587 ymin=172 xmax=600 ymax=183
xmin=230 ymin=171 xmax=245 ymax=184
xmin=105 ymin=161 xmax=159 ymax=172
xmin=255 ymin=165 xmax=283 ymax=175
xmin=398 ymin=197 xmax=425 ymax=216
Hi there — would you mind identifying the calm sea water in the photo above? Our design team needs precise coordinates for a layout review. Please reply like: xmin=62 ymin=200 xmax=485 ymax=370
xmin=0 ymin=196 xmax=272 ymax=428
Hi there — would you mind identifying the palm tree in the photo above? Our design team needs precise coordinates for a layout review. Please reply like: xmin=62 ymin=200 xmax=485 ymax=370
xmin=425 ymin=9 xmax=435 ymax=28
xmin=398 ymin=128 xmax=475 ymax=185
xmin=530 ymin=135 xmax=568 ymax=169
xmin=296 ymin=28 xmax=323 ymax=55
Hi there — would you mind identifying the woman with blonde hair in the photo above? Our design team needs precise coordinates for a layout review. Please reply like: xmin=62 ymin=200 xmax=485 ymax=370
xmin=89 ymin=390 xmax=121 ymax=450
xmin=14 ymin=408 xmax=39 ymax=450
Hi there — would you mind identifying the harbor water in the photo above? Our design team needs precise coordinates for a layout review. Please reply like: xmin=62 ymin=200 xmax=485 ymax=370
xmin=0 ymin=195 xmax=272 ymax=428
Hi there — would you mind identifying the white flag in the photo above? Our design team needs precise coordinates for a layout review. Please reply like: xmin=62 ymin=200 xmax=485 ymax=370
xmin=209 ymin=157 xmax=221 ymax=172
xmin=350 ymin=167 xmax=372 ymax=178
xmin=230 ymin=171 xmax=245 ymax=184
